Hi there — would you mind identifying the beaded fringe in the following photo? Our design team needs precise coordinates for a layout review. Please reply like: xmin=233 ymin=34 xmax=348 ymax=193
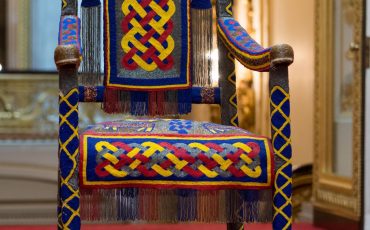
xmin=80 ymin=188 xmax=272 ymax=223
xmin=80 ymin=5 xmax=102 ymax=86
xmin=191 ymin=8 xmax=213 ymax=87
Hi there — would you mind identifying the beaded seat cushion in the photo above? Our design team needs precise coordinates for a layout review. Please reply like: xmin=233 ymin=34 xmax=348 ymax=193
xmin=80 ymin=119 xmax=274 ymax=190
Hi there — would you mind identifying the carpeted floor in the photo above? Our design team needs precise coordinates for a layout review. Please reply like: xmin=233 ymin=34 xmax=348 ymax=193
xmin=0 ymin=223 xmax=324 ymax=230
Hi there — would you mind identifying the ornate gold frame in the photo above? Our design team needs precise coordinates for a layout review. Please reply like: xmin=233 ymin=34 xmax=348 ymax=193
xmin=0 ymin=74 xmax=58 ymax=139
xmin=313 ymin=0 xmax=363 ymax=220
xmin=0 ymin=74 xmax=124 ymax=140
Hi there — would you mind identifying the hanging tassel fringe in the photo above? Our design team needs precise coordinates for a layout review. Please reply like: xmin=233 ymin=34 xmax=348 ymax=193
xmin=80 ymin=1 xmax=102 ymax=86
xmin=80 ymin=188 xmax=272 ymax=223
xmin=191 ymin=7 xmax=213 ymax=87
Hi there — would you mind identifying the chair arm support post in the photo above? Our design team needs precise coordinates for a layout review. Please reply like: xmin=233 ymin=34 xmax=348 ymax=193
xmin=218 ymin=37 xmax=239 ymax=128
xmin=216 ymin=0 xmax=233 ymax=18
xmin=269 ymin=44 xmax=293 ymax=230
xmin=55 ymin=44 xmax=81 ymax=230
xmin=61 ymin=0 xmax=78 ymax=16
xmin=217 ymin=4 xmax=244 ymax=227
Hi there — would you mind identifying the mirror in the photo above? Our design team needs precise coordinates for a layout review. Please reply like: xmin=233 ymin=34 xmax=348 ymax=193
xmin=332 ymin=0 xmax=355 ymax=177
xmin=314 ymin=0 xmax=363 ymax=221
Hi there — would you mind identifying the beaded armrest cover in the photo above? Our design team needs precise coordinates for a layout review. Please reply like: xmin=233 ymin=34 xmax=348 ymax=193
xmin=217 ymin=17 xmax=271 ymax=72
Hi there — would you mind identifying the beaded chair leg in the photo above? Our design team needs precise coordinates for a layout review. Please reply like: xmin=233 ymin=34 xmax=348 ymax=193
xmin=58 ymin=80 xmax=80 ymax=230
xmin=227 ymin=223 xmax=244 ymax=230
xmin=273 ymin=168 xmax=292 ymax=230
xmin=269 ymin=45 xmax=294 ymax=230
xmin=55 ymin=45 xmax=81 ymax=230
xmin=57 ymin=1 xmax=83 ymax=229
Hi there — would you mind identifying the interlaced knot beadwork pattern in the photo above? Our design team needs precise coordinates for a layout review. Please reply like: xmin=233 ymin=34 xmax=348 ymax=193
xmin=121 ymin=0 xmax=175 ymax=71
xmin=80 ymin=120 xmax=273 ymax=189
xmin=95 ymin=141 xmax=263 ymax=179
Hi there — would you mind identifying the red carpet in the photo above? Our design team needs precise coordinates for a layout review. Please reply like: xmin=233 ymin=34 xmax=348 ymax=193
xmin=0 ymin=223 xmax=324 ymax=230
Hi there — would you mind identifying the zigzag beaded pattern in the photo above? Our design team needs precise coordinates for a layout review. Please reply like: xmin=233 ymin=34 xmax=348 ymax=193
xmin=95 ymin=141 xmax=263 ymax=179
xmin=271 ymin=86 xmax=292 ymax=230
xmin=226 ymin=1 xmax=232 ymax=16
xmin=58 ymin=89 xmax=80 ymax=229
xmin=227 ymin=52 xmax=239 ymax=127
xmin=121 ymin=0 xmax=175 ymax=71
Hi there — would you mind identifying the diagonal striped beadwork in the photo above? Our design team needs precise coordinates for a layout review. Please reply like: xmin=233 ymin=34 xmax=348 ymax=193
xmin=271 ymin=86 xmax=292 ymax=230
xmin=58 ymin=88 xmax=80 ymax=230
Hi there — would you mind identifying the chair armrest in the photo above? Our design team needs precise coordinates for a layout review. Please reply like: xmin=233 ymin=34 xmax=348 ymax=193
xmin=217 ymin=17 xmax=271 ymax=72
xmin=55 ymin=45 xmax=80 ymax=69
xmin=58 ymin=15 xmax=81 ymax=53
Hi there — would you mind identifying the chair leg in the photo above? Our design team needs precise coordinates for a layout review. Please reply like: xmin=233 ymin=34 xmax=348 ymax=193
xmin=58 ymin=87 xmax=81 ymax=230
xmin=273 ymin=168 xmax=292 ymax=230
xmin=227 ymin=223 xmax=244 ymax=230
xmin=269 ymin=59 xmax=293 ymax=230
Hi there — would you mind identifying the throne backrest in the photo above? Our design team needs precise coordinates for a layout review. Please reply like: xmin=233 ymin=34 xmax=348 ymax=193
xmin=76 ymin=0 xmax=216 ymax=116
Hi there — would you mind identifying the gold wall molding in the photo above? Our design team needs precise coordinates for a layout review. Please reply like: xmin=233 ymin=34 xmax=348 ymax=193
xmin=0 ymin=74 xmax=122 ymax=140
xmin=0 ymin=74 xmax=58 ymax=139
xmin=316 ymin=189 xmax=358 ymax=211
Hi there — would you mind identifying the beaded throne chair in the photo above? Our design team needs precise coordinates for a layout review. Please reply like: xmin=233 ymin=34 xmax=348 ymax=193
xmin=55 ymin=0 xmax=294 ymax=229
